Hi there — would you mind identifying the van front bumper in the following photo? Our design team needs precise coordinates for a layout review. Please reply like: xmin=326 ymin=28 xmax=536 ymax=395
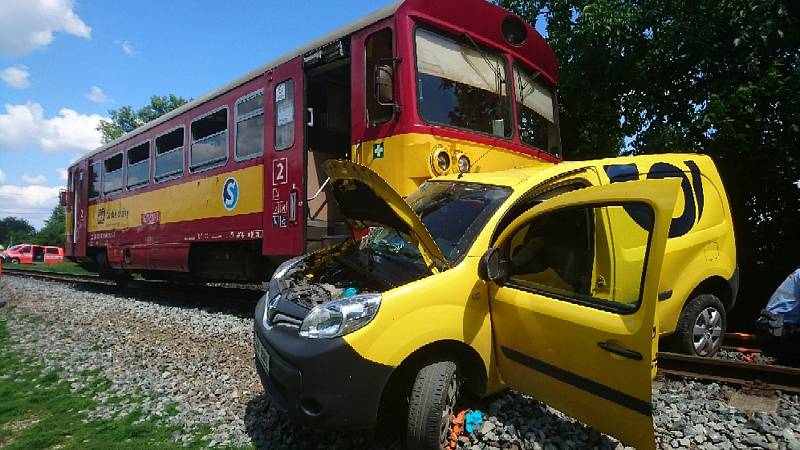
xmin=253 ymin=296 xmax=393 ymax=429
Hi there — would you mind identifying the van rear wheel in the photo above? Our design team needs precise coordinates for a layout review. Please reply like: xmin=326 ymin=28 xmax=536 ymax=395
xmin=672 ymin=294 xmax=726 ymax=357
xmin=407 ymin=360 xmax=460 ymax=450
xmin=10 ymin=258 xmax=19 ymax=264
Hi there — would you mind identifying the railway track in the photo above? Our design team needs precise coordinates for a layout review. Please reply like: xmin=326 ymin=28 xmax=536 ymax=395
xmin=2 ymin=267 xmax=264 ymax=312
xmin=5 ymin=267 xmax=798 ymax=392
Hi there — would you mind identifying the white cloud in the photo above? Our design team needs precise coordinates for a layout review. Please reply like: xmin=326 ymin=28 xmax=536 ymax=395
xmin=86 ymin=85 xmax=108 ymax=103
xmin=119 ymin=40 xmax=135 ymax=56
xmin=0 ymin=0 xmax=91 ymax=55
xmin=0 ymin=102 xmax=104 ymax=153
xmin=21 ymin=174 xmax=47 ymax=185
xmin=0 ymin=184 xmax=61 ymax=228
xmin=1 ymin=65 xmax=30 ymax=89
xmin=57 ymin=167 xmax=68 ymax=182
xmin=0 ymin=168 xmax=5 ymax=183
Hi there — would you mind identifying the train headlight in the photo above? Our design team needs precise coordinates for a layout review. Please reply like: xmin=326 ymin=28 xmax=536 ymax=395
xmin=433 ymin=149 xmax=450 ymax=174
xmin=299 ymin=293 xmax=382 ymax=339
xmin=457 ymin=154 xmax=471 ymax=173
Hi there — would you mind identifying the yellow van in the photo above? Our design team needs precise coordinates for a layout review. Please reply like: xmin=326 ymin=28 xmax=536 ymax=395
xmin=253 ymin=155 xmax=737 ymax=450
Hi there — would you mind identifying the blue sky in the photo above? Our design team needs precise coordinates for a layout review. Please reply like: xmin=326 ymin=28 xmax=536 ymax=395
xmin=0 ymin=0 xmax=546 ymax=228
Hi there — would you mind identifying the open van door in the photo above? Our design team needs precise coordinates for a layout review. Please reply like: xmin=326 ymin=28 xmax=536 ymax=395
xmin=483 ymin=179 xmax=680 ymax=450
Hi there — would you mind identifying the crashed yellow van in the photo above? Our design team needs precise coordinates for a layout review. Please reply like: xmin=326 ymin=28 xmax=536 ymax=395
xmin=253 ymin=155 xmax=737 ymax=450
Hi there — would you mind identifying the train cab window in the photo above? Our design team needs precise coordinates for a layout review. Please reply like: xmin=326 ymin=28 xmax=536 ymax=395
xmin=235 ymin=91 xmax=264 ymax=160
xmin=190 ymin=107 xmax=228 ymax=171
xmin=89 ymin=162 xmax=101 ymax=198
xmin=126 ymin=141 xmax=150 ymax=189
xmin=275 ymin=80 xmax=294 ymax=151
xmin=103 ymin=154 xmax=123 ymax=195
xmin=155 ymin=127 xmax=184 ymax=180
xmin=366 ymin=28 xmax=394 ymax=126
xmin=415 ymin=28 xmax=512 ymax=138
xmin=514 ymin=64 xmax=561 ymax=156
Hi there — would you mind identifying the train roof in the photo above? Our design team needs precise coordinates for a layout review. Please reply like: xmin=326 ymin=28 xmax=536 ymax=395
xmin=81 ymin=1 xmax=403 ymax=163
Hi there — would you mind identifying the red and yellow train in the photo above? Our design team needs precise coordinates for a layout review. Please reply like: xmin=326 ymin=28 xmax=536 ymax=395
xmin=64 ymin=0 xmax=562 ymax=283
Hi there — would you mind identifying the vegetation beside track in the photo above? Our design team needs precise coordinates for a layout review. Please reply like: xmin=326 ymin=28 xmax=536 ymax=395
xmin=0 ymin=316 xmax=209 ymax=449
xmin=2 ymin=261 xmax=95 ymax=276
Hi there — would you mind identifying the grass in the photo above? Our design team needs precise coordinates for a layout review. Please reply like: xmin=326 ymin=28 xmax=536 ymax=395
xmin=3 ymin=260 xmax=96 ymax=276
xmin=0 ymin=317 xmax=212 ymax=449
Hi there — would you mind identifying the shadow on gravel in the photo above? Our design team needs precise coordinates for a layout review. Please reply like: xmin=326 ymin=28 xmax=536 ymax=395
xmin=244 ymin=393 xmax=403 ymax=450
xmin=67 ymin=281 xmax=261 ymax=318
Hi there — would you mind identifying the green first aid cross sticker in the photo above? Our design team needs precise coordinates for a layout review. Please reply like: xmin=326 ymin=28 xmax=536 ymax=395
xmin=373 ymin=142 xmax=384 ymax=159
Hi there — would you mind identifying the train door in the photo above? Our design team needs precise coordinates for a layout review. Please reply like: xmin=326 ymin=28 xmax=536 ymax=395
xmin=263 ymin=57 xmax=306 ymax=256
xmin=71 ymin=161 xmax=89 ymax=257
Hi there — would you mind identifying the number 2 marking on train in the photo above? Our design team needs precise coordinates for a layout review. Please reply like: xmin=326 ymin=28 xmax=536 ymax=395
xmin=273 ymin=158 xmax=288 ymax=185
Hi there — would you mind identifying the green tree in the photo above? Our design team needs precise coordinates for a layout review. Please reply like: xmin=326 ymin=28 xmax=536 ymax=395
xmin=499 ymin=0 xmax=800 ymax=327
xmin=33 ymin=205 xmax=66 ymax=247
xmin=0 ymin=217 xmax=35 ymax=248
xmin=96 ymin=94 xmax=190 ymax=144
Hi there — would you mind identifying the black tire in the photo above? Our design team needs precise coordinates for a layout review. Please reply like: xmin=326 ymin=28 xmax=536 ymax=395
xmin=407 ymin=360 xmax=460 ymax=450
xmin=10 ymin=258 xmax=19 ymax=264
xmin=671 ymin=294 xmax=726 ymax=357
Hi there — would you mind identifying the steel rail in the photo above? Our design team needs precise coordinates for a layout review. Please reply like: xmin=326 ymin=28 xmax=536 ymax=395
xmin=2 ymin=267 xmax=264 ymax=312
xmin=657 ymin=351 xmax=800 ymax=393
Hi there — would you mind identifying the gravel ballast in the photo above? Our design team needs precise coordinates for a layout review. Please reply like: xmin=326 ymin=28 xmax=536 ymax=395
xmin=0 ymin=275 xmax=798 ymax=449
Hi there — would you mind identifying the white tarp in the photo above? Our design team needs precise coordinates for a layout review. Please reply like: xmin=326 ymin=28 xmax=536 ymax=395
xmin=416 ymin=29 xmax=505 ymax=95
xmin=515 ymin=68 xmax=554 ymax=123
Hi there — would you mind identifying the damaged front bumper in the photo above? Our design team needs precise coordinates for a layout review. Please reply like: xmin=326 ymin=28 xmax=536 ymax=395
xmin=253 ymin=294 xmax=393 ymax=429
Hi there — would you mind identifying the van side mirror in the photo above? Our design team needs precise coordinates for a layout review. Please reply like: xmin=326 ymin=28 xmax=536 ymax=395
xmin=478 ymin=247 xmax=506 ymax=283
xmin=374 ymin=64 xmax=395 ymax=106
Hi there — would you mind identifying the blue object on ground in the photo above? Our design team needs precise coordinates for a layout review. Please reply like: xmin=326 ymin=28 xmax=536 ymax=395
xmin=766 ymin=267 xmax=800 ymax=325
xmin=465 ymin=410 xmax=483 ymax=434
xmin=342 ymin=287 xmax=359 ymax=298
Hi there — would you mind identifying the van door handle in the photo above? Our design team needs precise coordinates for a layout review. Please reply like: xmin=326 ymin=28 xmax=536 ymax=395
xmin=597 ymin=341 xmax=643 ymax=360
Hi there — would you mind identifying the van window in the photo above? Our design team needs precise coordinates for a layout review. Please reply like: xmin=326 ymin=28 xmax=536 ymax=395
xmin=45 ymin=247 xmax=59 ymax=254
xmin=155 ymin=127 xmax=184 ymax=180
xmin=365 ymin=28 xmax=394 ymax=126
xmin=275 ymin=80 xmax=294 ymax=151
xmin=191 ymin=108 xmax=228 ymax=170
xmin=89 ymin=162 xmax=101 ymax=198
xmin=103 ymin=154 xmax=123 ymax=194
xmin=127 ymin=141 xmax=150 ymax=188
xmin=20 ymin=246 xmax=31 ymax=253
xmin=506 ymin=204 xmax=652 ymax=313
xmin=235 ymin=91 xmax=264 ymax=160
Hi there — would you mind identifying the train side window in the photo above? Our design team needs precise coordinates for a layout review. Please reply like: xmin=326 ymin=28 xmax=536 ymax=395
xmin=126 ymin=140 xmax=150 ymax=189
xmin=155 ymin=127 xmax=184 ymax=181
xmin=275 ymin=79 xmax=294 ymax=151
xmin=365 ymin=28 xmax=394 ymax=126
xmin=89 ymin=162 xmax=101 ymax=198
xmin=235 ymin=90 xmax=264 ymax=160
xmin=103 ymin=154 xmax=123 ymax=195
xmin=190 ymin=107 xmax=229 ymax=171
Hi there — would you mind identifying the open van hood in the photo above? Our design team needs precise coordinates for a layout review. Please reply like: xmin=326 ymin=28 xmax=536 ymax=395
xmin=322 ymin=160 xmax=449 ymax=272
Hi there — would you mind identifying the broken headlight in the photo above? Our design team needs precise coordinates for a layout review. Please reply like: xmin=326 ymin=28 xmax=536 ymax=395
xmin=299 ymin=293 xmax=381 ymax=339
xmin=272 ymin=255 xmax=305 ymax=281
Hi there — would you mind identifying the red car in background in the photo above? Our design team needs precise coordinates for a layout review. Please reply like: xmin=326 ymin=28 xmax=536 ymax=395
xmin=1 ymin=244 xmax=64 ymax=265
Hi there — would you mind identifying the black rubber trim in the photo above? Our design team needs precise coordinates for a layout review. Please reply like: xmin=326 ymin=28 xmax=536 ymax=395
xmin=501 ymin=346 xmax=652 ymax=417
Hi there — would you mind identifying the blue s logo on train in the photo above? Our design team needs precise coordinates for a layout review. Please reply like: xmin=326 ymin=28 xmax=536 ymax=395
xmin=222 ymin=177 xmax=239 ymax=211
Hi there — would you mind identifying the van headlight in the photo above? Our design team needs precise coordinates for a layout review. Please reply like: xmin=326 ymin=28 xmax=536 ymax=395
xmin=299 ymin=293 xmax=381 ymax=339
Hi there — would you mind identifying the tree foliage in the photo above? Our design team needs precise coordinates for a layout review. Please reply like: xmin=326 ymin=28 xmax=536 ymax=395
xmin=499 ymin=0 xmax=800 ymax=326
xmin=96 ymin=94 xmax=190 ymax=144
xmin=32 ymin=205 xmax=66 ymax=247
xmin=0 ymin=217 xmax=35 ymax=248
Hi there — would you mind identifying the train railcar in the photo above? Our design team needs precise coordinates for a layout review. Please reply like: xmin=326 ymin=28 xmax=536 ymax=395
xmin=63 ymin=0 xmax=563 ymax=283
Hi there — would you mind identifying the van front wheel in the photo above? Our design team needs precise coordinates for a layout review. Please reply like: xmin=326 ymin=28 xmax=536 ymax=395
xmin=672 ymin=294 xmax=726 ymax=357
xmin=406 ymin=360 xmax=460 ymax=450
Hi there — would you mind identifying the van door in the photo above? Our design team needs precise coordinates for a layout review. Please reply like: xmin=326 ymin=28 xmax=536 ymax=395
xmin=263 ymin=57 xmax=306 ymax=256
xmin=486 ymin=179 xmax=680 ymax=450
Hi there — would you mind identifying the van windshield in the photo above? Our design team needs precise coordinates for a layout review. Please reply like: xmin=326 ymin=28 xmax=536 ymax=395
xmin=366 ymin=181 xmax=511 ymax=266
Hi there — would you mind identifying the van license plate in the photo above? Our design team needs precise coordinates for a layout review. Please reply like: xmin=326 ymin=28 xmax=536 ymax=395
xmin=254 ymin=337 xmax=270 ymax=373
